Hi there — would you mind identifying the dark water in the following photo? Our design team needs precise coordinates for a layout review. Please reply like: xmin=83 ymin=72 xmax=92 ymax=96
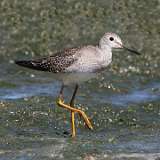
xmin=0 ymin=0 xmax=160 ymax=159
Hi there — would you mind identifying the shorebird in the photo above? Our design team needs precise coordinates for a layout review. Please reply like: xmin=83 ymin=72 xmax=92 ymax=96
xmin=15 ymin=32 xmax=140 ymax=137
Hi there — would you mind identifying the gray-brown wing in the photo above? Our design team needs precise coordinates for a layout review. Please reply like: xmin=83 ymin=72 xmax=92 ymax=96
xmin=15 ymin=47 xmax=81 ymax=73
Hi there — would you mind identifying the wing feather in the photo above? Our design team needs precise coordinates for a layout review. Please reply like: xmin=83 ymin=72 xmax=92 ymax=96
xmin=15 ymin=47 xmax=81 ymax=73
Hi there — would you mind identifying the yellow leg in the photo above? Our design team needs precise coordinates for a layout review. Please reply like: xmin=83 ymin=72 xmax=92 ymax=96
xmin=57 ymin=98 xmax=93 ymax=137
xmin=71 ymin=111 xmax=76 ymax=137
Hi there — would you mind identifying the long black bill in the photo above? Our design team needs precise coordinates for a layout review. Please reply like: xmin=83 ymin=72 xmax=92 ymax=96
xmin=123 ymin=46 xmax=141 ymax=55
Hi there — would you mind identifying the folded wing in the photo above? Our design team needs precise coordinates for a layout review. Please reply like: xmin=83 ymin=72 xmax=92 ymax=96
xmin=15 ymin=47 xmax=81 ymax=73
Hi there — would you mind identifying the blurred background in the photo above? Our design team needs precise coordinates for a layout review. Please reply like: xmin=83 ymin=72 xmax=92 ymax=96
xmin=0 ymin=0 xmax=160 ymax=159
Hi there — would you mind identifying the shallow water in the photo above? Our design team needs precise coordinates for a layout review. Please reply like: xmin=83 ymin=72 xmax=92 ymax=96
xmin=0 ymin=0 xmax=160 ymax=160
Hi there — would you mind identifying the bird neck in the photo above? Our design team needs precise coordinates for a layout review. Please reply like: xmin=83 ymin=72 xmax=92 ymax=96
xmin=98 ymin=44 xmax=112 ymax=59
xmin=96 ymin=44 xmax=112 ymax=67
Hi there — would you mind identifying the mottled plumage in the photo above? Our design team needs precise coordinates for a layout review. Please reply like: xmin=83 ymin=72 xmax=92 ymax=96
xmin=15 ymin=47 xmax=81 ymax=73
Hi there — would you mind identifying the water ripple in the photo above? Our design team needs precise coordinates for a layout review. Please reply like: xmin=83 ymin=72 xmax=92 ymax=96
xmin=0 ymin=82 xmax=159 ymax=106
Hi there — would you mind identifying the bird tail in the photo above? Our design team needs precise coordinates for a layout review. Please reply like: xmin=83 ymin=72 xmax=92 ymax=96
xmin=15 ymin=60 xmax=49 ymax=71
xmin=15 ymin=60 xmax=35 ymax=68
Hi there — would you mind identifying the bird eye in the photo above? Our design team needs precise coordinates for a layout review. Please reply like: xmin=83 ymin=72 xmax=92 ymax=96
xmin=109 ymin=37 xmax=114 ymax=41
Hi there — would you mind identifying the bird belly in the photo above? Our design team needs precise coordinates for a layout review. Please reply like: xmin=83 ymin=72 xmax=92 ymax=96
xmin=65 ymin=58 xmax=109 ymax=73
xmin=51 ymin=72 xmax=98 ymax=85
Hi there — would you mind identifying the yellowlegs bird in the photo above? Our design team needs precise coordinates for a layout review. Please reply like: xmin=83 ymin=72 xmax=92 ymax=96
xmin=15 ymin=32 xmax=140 ymax=137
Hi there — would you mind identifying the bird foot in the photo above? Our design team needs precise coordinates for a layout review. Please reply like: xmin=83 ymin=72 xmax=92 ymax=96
xmin=56 ymin=97 xmax=93 ymax=137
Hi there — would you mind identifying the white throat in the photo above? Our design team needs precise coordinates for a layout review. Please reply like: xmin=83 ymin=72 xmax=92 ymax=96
xmin=98 ymin=44 xmax=112 ymax=65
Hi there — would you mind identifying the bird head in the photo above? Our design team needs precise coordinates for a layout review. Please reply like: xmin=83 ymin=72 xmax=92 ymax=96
xmin=100 ymin=32 xmax=141 ymax=55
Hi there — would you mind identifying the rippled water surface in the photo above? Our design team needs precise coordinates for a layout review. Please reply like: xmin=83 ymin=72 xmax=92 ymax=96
xmin=0 ymin=0 xmax=160 ymax=159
